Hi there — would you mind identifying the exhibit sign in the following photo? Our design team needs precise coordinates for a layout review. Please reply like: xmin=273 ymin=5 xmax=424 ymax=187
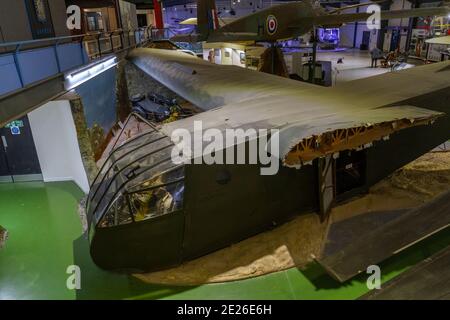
xmin=4 ymin=120 xmax=24 ymax=136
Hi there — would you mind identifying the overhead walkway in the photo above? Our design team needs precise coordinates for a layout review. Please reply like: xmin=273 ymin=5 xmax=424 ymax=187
xmin=0 ymin=27 xmax=154 ymax=127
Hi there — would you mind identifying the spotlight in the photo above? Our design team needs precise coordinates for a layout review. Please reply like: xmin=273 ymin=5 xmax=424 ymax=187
xmin=64 ymin=56 xmax=118 ymax=90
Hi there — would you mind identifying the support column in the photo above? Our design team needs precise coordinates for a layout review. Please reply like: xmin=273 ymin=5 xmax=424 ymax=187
xmin=153 ymin=0 xmax=164 ymax=29
xmin=405 ymin=1 xmax=420 ymax=54
xmin=353 ymin=6 xmax=360 ymax=49
xmin=309 ymin=28 xmax=318 ymax=84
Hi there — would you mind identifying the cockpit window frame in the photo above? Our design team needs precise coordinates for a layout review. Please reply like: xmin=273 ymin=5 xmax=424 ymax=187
xmin=99 ymin=172 xmax=185 ymax=228
xmin=88 ymin=113 xmax=159 ymax=205
xmin=86 ymin=113 xmax=184 ymax=228
xmin=88 ymin=133 xmax=169 ymax=207
xmin=109 ymin=112 xmax=159 ymax=151
xmin=91 ymin=147 xmax=174 ymax=225
xmin=95 ymin=156 xmax=181 ymax=227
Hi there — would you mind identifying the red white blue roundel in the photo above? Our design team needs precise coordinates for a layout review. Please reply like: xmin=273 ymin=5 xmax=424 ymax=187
xmin=266 ymin=15 xmax=278 ymax=36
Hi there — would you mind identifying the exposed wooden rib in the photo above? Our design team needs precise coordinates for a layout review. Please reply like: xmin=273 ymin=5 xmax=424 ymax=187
xmin=284 ymin=116 xmax=438 ymax=166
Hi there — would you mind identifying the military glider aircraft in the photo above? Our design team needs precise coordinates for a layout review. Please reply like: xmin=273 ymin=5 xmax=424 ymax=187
xmin=86 ymin=47 xmax=450 ymax=271
xmin=172 ymin=0 xmax=450 ymax=43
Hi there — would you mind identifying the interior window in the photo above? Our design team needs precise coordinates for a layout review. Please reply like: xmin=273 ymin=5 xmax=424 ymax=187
xmin=98 ymin=168 xmax=184 ymax=228
xmin=99 ymin=195 xmax=133 ymax=228
xmin=129 ymin=182 xmax=184 ymax=222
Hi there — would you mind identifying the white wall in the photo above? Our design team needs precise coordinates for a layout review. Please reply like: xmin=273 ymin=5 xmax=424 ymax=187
xmin=339 ymin=0 xmax=374 ymax=49
xmin=232 ymin=49 xmax=246 ymax=67
xmin=221 ymin=48 xmax=233 ymax=65
xmin=369 ymin=30 xmax=379 ymax=51
xmin=384 ymin=31 xmax=392 ymax=51
xmin=389 ymin=0 xmax=412 ymax=27
xmin=28 ymin=100 xmax=90 ymax=194
xmin=204 ymin=47 xmax=246 ymax=67
xmin=339 ymin=0 xmax=412 ymax=50
xmin=340 ymin=22 xmax=356 ymax=48
xmin=214 ymin=49 xmax=222 ymax=64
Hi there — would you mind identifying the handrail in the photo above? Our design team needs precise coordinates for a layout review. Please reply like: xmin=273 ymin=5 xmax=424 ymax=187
xmin=0 ymin=34 xmax=86 ymax=49
xmin=0 ymin=28 xmax=145 ymax=48
xmin=0 ymin=27 xmax=151 ymax=52
xmin=0 ymin=26 xmax=154 ymax=98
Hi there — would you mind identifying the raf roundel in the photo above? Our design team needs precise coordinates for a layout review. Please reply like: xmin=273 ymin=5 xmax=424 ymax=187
xmin=266 ymin=15 xmax=278 ymax=36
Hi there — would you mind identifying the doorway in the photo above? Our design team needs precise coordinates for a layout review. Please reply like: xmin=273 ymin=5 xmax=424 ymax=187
xmin=137 ymin=14 xmax=148 ymax=28
xmin=336 ymin=149 xmax=367 ymax=195
xmin=361 ymin=31 xmax=370 ymax=50
xmin=0 ymin=116 xmax=42 ymax=183
xmin=317 ymin=149 xmax=368 ymax=219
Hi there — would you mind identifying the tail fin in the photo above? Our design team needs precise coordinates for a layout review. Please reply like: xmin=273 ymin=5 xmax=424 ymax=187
xmin=197 ymin=0 xmax=220 ymax=38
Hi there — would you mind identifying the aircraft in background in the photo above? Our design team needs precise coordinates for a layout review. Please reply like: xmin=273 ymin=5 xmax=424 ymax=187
xmin=172 ymin=0 xmax=450 ymax=43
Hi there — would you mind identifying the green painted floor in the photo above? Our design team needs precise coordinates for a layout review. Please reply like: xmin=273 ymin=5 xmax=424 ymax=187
xmin=0 ymin=181 xmax=449 ymax=300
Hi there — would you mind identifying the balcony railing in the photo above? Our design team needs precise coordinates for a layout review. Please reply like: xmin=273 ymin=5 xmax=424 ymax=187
xmin=0 ymin=27 xmax=153 ymax=97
